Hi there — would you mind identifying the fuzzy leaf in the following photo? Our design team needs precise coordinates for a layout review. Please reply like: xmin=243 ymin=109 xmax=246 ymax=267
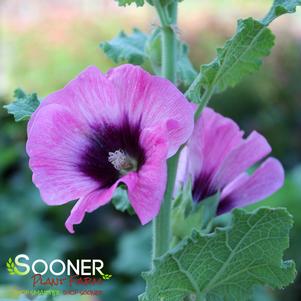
xmin=186 ymin=0 xmax=300 ymax=105
xmin=172 ymin=181 xmax=220 ymax=245
xmin=186 ymin=18 xmax=275 ymax=103
xmin=143 ymin=208 xmax=296 ymax=301
xmin=263 ymin=0 xmax=301 ymax=24
xmin=145 ymin=28 xmax=163 ymax=74
xmin=115 ymin=0 xmax=144 ymax=6
xmin=102 ymin=27 xmax=196 ymax=89
xmin=111 ymin=187 xmax=135 ymax=215
xmin=113 ymin=225 xmax=151 ymax=275
xmin=177 ymin=43 xmax=197 ymax=89
xmin=145 ymin=28 xmax=197 ymax=89
xmin=100 ymin=29 xmax=148 ymax=65
xmin=4 ymin=89 xmax=40 ymax=122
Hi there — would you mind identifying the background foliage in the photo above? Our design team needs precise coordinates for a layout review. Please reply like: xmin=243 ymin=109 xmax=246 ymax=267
xmin=0 ymin=0 xmax=301 ymax=300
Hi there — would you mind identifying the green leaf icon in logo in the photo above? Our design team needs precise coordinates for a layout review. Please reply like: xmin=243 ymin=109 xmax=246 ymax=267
xmin=101 ymin=273 xmax=112 ymax=280
xmin=6 ymin=258 xmax=23 ymax=276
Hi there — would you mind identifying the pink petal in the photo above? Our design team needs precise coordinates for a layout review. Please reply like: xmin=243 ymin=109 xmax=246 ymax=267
xmin=65 ymin=185 xmax=118 ymax=234
xmin=27 ymin=64 xmax=192 ymax=232
xmin=218 ymin=158 xmax=285 ymax=214
xmin=219 ymin=173 xmax=249 ymax=199
xmin=126 ymin=126 xmax=169 ymax=224
xmin=188 ymin=108 xmax=244 ymax=182
xmin=106 ymin=64 xmax=194 ymax=157
xmin=28 ymin=66 xmax=120 ymax=135
xmin=65 ymin=126 xmax=169 ymax=232
xmin=26 ymin=104 xmax=99 ymax=205
xmin=213 ymin=131 xmax=272 ymax=190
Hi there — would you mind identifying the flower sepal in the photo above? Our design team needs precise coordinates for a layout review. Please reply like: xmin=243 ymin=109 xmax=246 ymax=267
xmin=111 ymin=186 xmax=135 ymax=216
xmin=171 ymin=181 xmax=220 ymax=246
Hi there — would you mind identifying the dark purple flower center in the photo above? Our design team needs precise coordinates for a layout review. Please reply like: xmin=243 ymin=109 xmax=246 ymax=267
xmin=78 ymin=118 xmax=145 ymax=188
xmin=192 ymin=172 xmax=216 ymax=202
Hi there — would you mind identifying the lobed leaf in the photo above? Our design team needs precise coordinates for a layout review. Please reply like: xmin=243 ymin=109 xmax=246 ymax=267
xmin=100 ymin=28 xmax=148 ymax=65
xmin=177 ymin=43 xmax=198 ymax=89
xmin=101 ymin=27 xmax=196 ymax=89
xmin=4 ymin=89 xmax=40 ymax=122
xmin=143 ymin=208 xmax=296 ymax=301
xmin=263 ymin=0 xmax=301 ymax=25
xmin=186 ymin=18 xmax=275 ymax=104
xmin=201 ymin=18 xmax=274 ymax=94
xmin=186 ymin=0 xmax=300 ymax=106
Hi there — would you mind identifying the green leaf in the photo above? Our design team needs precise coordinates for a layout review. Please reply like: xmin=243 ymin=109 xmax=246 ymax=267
xmin=111 ymin=187 xmax=135 ymax=215
xmin=4 ymin=89 xmax=40 ymax=122
xmin=115 ymin=0 xmax=144 ymax=7
xmin=252 ymin=286 xmax=276 ymax=301
xmin=145 ymin=28 xmax=197 ymax=89
xmin=186 ymin=18 xmax=275 ymax=104
xmin=113 ymin=225 xmax=152 ymax=275
xmin=263 ymin=0 xmax=301 ymax=25
xmin=172 ymin=181 xmax=220 ymax=245
xmin=177 ymin=43 xmax=197 ymax=89
xmin=100 ymin=28 xmax=148 ymax=65
xmin=145 ymin=28 xmax=162 ymax=74
xmin=102 ymin=27 xmax=196 ymax=89
xmin=143 ymin=208 xmax=296 ymax=301
xmin=186 ymin=0 xmax=300 ymax=106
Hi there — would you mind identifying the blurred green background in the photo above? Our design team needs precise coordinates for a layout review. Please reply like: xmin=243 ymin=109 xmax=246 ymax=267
xmin=0 ymin=0 xmax=301 ymax=300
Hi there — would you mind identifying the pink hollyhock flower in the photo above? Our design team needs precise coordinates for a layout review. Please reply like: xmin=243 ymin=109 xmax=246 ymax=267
xmin=177 ymin=107 xmax=284 ymax=214
xmin=26 ymin=64 xmax=194 ymax=233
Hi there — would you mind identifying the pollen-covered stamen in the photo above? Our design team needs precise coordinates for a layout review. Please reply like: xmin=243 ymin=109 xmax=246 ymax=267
xmin=108 ymin=149 xmax=138 ymax=174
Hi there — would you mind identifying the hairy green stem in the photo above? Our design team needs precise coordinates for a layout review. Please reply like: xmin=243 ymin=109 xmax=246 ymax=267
xmin=152 ymin=1 xmax=178 ymax=259
xmin=194 ymin=88 xmax=212 ymax=121
xmin=153 ymin=153 xmax=180 ymax=257
xmin=161 ymin=25 xmax=177 ymax=82
xmin=184 ymin=72 xmax=213 ymax=121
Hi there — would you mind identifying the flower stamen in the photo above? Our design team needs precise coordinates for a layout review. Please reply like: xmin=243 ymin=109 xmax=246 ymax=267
xmin=108 ymin=149 xmax=137 ymax=175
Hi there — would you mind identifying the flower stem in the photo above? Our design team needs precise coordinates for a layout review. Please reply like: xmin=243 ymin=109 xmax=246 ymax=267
xmin=152 ymin=1 xmax=178 ymax=258
xmin=184 ymin=72 xmax=212 ymax=121
xmin=153 ymin=153 xmax=180 ymax=257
